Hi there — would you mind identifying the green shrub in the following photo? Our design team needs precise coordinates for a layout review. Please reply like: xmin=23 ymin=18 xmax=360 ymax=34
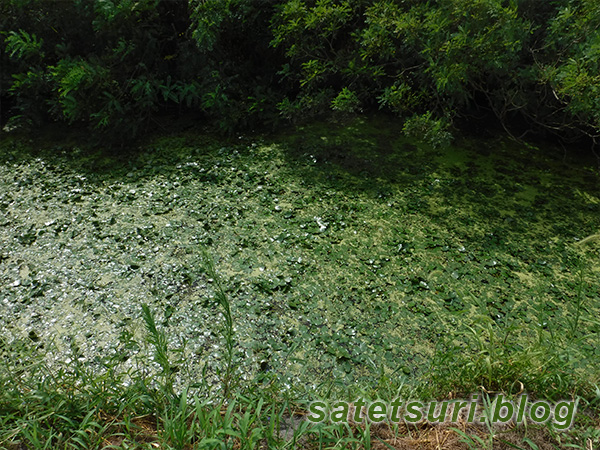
xmin=331 ymin=87 xmax=361 ymax=113
xmin=1 ymin=0 xmax=600 ymax=144
xmin=403 ymin=112 xmax=453 ymax=148
xmin=541 ymin=0 xmax=600 ymax=136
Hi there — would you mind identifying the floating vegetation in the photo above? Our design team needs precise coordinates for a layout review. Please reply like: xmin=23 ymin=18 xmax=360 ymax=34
xmin=1 ymin=117 xmax=599 ymax=397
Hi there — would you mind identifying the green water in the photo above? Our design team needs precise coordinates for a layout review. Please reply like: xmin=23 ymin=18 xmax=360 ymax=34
xmin=1 ymin=117 xmax=599 ymax=393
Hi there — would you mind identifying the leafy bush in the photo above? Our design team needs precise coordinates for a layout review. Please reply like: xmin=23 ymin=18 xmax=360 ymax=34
xmin=403 ymin=112 xmax=453 ymax=148
xmin=1 ymin=0 xmax=599 ymax=145
xmin=2 ymin=0 xmax=194 ymax=139
xmin=331 ymin=87 xmax=361 ymax=113
xmin=540 ymin=0 xmax=600 ymax=139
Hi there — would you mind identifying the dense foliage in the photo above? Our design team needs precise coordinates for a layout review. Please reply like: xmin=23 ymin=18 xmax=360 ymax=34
xmin=1 ymin=0 xmax=599 ymax=145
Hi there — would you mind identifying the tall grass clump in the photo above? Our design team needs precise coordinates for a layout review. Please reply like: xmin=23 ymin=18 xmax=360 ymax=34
xmin=202 ymin=249 xmax=237 ymax=400
xmin=141 ymin=302 xmax=179 ymax=400
xmin=427 ymin=319 xmax=576 ymax=398
xmin=427 ymin=303 xmax=598 ymax=402
xmin=0 ymin=336 xmax=155 ymax=449
xmin=420 ymin=250 xmax=600 ymax=449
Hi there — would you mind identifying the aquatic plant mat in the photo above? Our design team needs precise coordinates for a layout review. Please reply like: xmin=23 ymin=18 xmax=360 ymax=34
xmin=1 ymin=117 xmax=599 ymax=448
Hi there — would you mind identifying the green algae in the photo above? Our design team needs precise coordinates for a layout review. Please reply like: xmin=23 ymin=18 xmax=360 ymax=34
xmin=1 ymin=117 xmax=599 ymax=395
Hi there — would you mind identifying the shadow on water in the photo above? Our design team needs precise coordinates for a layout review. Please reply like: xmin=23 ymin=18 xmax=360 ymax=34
xmin=3 ymin=114 xmax=600 ymax=248
xmin=2 ymin=115 xmax=599 ymax=247
xmin=0 ymin=121 xmax=234 ymax=185
xmin=275 ymin=115 xmax=600 ymax=243
xmin=276 ymin=116 xmax=434 ymax=191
